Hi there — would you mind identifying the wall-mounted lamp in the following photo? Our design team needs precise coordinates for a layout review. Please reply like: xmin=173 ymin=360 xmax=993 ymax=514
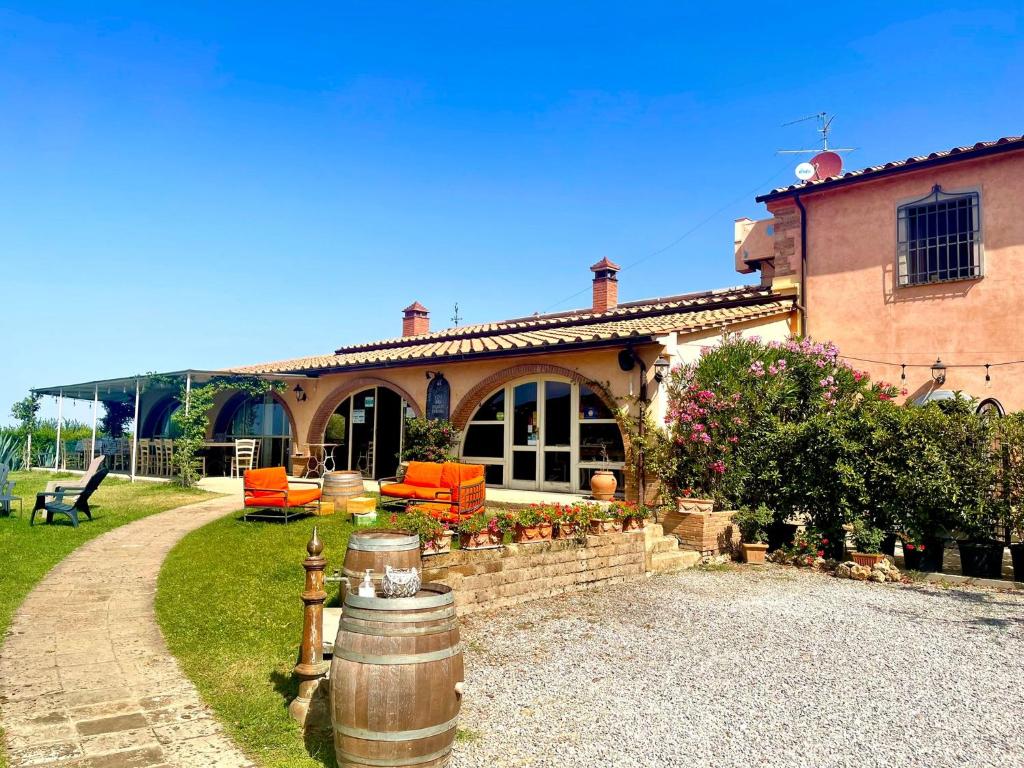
xmin=653 ymin=355 xmax=670 ymax=383
xmin=930 ymin=358 xmax=946 ymax=386
xmin=293 ymin=383 xmax=307 ymax=402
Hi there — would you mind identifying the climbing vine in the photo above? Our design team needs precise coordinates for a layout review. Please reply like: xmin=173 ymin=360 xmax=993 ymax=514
xmin=162 ymin=375 xmax=282 ymax=487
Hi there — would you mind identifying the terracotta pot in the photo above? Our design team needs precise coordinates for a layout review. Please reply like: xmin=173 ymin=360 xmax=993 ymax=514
xmin=742 ymin=542 xmax=768 ymax=564
xmin=588 ymin=518 xmax=622 ymax=535
xmin=851 ymin=552 xmax=885 ymax=567
xmin=676 ymin=497 xmax=714 ymax=514
xmin=622 ymin=516 xmax=646 ymax=532
xmin=421 ymin=532 xmax=453 ymax=556
xmin=459 ymin=531 xmax=501 ymax=550
xmin=554 ymin=521 xmax=578 ymax=539
xmin=513 ymin=523 xmax=553 ymax=543
xmin=590 ymin=470 xmax=618 ymax=501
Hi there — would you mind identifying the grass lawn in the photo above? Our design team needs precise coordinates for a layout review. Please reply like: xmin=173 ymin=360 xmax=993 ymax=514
xmin=156 ymin=509 xmax=357 ymax=768
xmin=0 ymin=470 xmax=214 ymax=768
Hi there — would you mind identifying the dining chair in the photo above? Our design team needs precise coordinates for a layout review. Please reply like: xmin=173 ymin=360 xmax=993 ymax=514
xmin=232 ymin=439 xmax=258 ymax=478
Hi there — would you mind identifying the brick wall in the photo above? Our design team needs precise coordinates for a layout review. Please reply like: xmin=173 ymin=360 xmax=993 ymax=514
xmin=421 ymin=531 xmax=646 ymax=616
xmin=660 ymin=510 xmax=739 ymax=556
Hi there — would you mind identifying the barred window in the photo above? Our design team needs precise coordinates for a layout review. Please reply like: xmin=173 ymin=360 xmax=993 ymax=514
xmin=897 ymin=186 xmax=981 ymax=286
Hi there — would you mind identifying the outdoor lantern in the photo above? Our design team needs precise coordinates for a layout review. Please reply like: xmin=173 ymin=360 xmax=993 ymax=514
xmin=293 ymin=383 xmax=307 ymax=402
xmin=653 ymin=355 xmax=671 ymax=382
xmin=930 ymin=358 xmax=946 ymax=385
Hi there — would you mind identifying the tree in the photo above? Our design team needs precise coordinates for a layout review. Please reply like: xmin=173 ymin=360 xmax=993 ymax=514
xmin=101 ymin=401 xmax=135 ymax=438
xmin=11 ymin=393 xmax=41 ymax=432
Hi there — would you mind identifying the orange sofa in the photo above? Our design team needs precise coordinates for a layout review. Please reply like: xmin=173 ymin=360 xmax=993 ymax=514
xmin=378 ymin=461 xmax=485 ymax=523
xmin=243 ymin=467 xmax=322 ymax=522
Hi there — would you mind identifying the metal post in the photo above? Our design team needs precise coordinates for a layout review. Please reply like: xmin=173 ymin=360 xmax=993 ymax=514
xmin=130 ymin=378 xmax=141 ymax=483
xmin=25 ymin=433 xmax=32 ymax=471
xmin=91 ymin=384 xmax=99 ymax=461
xmin=54 ymin=390 xmax=63 ymax=470
xmin=184 ymin=372 xmax=192 ymax=415
xmin=290 ymin=527 xmax=329 ymax=725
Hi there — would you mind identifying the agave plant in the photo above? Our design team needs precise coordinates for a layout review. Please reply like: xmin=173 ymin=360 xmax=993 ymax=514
xmin=0 ymin=431 xmax=24 ymax=470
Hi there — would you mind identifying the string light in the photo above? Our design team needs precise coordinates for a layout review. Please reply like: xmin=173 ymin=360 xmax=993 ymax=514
xmin=900 ymin=364 xmax=906 ymax=382
xmin=985 ymin=364 xmax=991 ymax=384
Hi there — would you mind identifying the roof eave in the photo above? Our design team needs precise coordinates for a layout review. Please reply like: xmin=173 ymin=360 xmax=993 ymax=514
xmin=756 ymin=139 xmax=1024 ymax=204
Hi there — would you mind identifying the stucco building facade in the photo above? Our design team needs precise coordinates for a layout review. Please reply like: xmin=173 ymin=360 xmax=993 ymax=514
xmin=737 ymin=135 xmax=1024 ymax=413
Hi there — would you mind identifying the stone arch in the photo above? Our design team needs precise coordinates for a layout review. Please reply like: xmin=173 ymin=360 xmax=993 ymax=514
xmin=451 ymin=363 xmax=619 ymax=430
xmin=307 ymin=377 xmax=422 ymax=446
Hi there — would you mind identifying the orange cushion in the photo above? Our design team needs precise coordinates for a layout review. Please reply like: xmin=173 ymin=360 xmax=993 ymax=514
xmin=245 ymin=467 xmax=289 ymax=499
xmin=380 ymin=482 xmax=449 ymax=501
xmin=245 ymin=487 xmax=321 ymax=508
xmin=440 ymin=463 xmax=485 ymax=504
xmin=404 ymin=462 xmax=444 ymax=488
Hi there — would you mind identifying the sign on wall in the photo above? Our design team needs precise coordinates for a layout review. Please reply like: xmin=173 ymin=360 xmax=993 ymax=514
xmin=426 ymin=373 xmax=451 ymax=421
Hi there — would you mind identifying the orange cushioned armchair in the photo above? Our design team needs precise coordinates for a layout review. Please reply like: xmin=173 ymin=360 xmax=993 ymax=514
xmin=243 ymin=467 xmax=322 ymax=522
xmin=378 ymin=461 xmax=485 ymax=523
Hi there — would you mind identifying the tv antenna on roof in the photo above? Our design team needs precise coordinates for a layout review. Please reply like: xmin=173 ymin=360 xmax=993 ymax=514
xmin=777 ymin=112 xmax=856 ymax=181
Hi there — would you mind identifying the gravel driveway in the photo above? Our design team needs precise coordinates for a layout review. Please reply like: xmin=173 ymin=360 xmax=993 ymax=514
xmin=451 ymin=567 xmax=1024 ymax=768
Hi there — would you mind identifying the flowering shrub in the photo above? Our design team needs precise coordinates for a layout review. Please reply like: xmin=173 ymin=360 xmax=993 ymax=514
xmin=661 ymin=334 xmax=896 ymax=509
xmin=400 ymin=417 xmax=459 ymax=463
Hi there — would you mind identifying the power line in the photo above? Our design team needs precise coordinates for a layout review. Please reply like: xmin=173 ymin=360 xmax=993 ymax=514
xmin=540 ymin=161 xmax=795 ymax=313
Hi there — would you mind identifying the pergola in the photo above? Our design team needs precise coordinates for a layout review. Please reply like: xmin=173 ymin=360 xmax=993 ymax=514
xmin=32 ymin=369 xmax=313 ymax=481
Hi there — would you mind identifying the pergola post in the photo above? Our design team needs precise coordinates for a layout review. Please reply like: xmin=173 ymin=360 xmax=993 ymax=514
xmin=90 ymin=384 xmax=99 ymax=461
xmin=184 ymin=372 xmax=192 ymax=415
xmin=54 ymin=390 xmax=63 ymax=470
xmin=130 ymin=378 xmax=141 ymax=483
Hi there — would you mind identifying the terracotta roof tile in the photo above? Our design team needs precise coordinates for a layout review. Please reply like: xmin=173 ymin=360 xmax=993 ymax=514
xmin=230 ymin=290 xmax=793 ymax=375
xmin=759 ymin=134 xmax=1024 ymax=201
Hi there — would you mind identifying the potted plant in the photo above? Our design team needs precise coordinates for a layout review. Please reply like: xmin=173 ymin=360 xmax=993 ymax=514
xmin=956 ymin=505 xmax=1005 ymax=579
xmin=733 ymin=504 xmax=773 ymax=564
xmin=850 ymin=519 xmax=886 ymax=567
xmin=618 ymin=501 xmax=650 ymax=532
xmin=401 ymin=511 xmax=453 ymax=556
xmin=578 ymin=501 xmax=620 ymax=534
xmin=549 ymin=504 xmax=579 ymax=539
xmin=997 ymin=413 xmax=1024 ymax=581
xmin=456 ymin=513 xmax=502 ymax=550
xmin=589 ymin=445 xmax=618 ymax=500
xmin=513 ymin=505 xmax=553 ymax=543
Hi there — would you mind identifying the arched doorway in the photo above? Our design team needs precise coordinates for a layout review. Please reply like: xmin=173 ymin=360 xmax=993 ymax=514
xmin=326 ymin=386 xmax=412 ymax=479
xmin=460 ymin=377 xmax=625 ymax=494
xmin=214 ymin=393 xmax=293 ymax=469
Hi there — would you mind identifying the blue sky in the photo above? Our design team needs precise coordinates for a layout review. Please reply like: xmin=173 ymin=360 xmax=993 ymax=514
xmin=4 ymin=2 xmax=1023 ymax=424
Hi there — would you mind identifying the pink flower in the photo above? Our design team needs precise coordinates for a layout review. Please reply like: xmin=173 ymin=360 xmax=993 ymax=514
xmin=709 ymin=460 xmax=726 ymax=474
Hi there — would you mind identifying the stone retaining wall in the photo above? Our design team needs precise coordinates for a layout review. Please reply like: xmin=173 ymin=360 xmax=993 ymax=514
xmin=421 ymin=531 xmax=647 ymax=616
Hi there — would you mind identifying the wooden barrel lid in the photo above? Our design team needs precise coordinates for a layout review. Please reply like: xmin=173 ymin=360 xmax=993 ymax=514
xmin=347 ymin=529 xmax=418 ymax=552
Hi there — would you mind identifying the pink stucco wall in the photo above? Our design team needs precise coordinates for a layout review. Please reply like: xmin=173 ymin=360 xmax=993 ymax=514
xmin=767 ymin=149 xmax=1024 ymax=413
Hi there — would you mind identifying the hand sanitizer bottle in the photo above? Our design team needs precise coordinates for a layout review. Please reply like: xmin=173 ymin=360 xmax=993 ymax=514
xmin=358 ymin=569 xmax=375 ymax=597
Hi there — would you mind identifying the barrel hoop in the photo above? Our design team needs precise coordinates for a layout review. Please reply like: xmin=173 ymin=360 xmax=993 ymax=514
xmin=340 ymin=618 xmax=458 ymax=637
xmin=345 ymin=589 xmax=452 ymax=611
xmin=342 ymin=606 xmax=454 ymax=623
xmin=334 ymin=715 xmax=458 ymax=742
xmin=347 ymin=534 xmax=419 ymax=552
xmin=335 ymin=643 xmax=462 ymax=665
xmin=335 ymin=745 xmax=453 ymax=766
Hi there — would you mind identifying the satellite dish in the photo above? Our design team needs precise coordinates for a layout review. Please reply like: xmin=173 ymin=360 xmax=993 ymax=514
xmin=795 ymin=162 xmax=815 ymax=181
xmin=810 ymin=150 xmax=843 ymax=180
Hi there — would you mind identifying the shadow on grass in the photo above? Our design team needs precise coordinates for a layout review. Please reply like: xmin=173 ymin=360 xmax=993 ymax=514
xmin=269 ymin=668 xmax=337 ymax=767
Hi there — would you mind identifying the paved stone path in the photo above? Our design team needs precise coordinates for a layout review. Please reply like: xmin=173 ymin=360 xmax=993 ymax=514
xmin=0 ymin=496 xmax=256 ymax=768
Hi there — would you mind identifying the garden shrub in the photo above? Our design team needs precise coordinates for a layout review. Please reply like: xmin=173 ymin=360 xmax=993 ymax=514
xmin=400 ymin=417 xmax=459 ymax=463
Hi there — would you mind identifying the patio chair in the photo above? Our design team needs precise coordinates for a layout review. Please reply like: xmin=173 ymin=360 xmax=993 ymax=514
xmin=45 ymin=454 xmax=106 ymax=500
xmin=242 ymin=467 xmax=321 ymax=522
xmin=31 ymin=467 xmax=109 ymax=528
xmin=0 ymin=464 xmax=22 ymax=518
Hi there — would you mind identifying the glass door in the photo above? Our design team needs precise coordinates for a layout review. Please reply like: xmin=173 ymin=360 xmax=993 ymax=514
xmin=509 ymin=382 xmax=539 ymax=489
xmin=541 ymin=380 xmax=572 ymax=491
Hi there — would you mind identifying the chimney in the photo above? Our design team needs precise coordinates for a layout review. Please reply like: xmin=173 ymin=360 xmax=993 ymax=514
xmin=402 ymin=302 xmax=430 ymax=336
xmin=590 ymin=257 xmax=621 ymax=313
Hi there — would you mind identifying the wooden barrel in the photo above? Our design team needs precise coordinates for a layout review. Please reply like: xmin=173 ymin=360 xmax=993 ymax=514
xmin=331 ymin=584 xmax=463 ymax=768
xmin=323 ymin=471 xmax=365 ymax=510
xmin=343 ymin=530 xmax=422 ymax=587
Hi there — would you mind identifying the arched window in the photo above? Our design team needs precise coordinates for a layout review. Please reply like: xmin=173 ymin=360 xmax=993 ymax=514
xmin=461 ymin=378 xmax=624 ymax=494
xmin=222 ymin=395 xmax=292 ymax=467
xmin=150 ymin=400 xmax=182 ymax=438
xmin=327 ymin=386 xmax=411 ymax=479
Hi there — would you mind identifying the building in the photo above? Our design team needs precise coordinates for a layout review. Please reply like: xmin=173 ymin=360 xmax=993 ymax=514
xmin=736 ymin=134 xmax=1024 ymax=413
xmin=34 ymin=260 xmax=796 ymax=499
